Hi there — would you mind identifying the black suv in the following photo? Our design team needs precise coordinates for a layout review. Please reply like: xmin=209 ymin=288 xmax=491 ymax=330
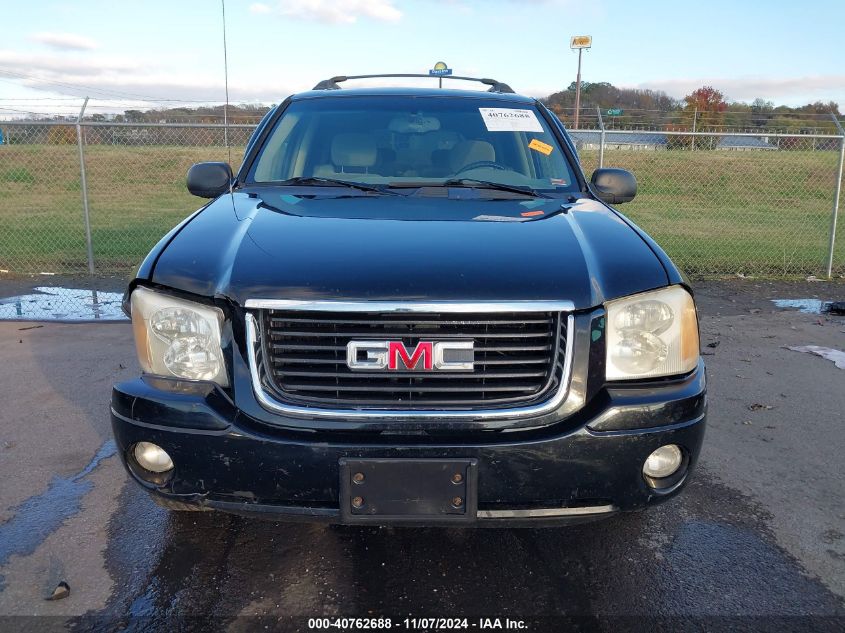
xmin=112 ymin=75 xmax=706 ymax=525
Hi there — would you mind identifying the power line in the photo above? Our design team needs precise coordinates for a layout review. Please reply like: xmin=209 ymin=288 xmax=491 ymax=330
xmin=221 ymin=0 xmax=231 ymax=165
xmin=0 ymin=68 xmax=164 ymax=101
xmin=0 ymin=67 xmax=227 ymax=103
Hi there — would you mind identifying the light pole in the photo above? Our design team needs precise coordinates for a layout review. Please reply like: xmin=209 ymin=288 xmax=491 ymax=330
xmin=570 ymin=36 xmax=592 ymax=129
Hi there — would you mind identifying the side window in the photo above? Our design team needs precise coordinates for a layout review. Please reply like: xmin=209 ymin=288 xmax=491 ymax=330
xmin=253 ymin=112 xmax=303 ymax=181
xmin=244 ymin=107 xmax=276 ymax=158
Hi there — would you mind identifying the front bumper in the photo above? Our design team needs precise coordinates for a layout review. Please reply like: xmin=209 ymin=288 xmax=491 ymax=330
xmin=110 ymin=361 xmax=707 ymax=526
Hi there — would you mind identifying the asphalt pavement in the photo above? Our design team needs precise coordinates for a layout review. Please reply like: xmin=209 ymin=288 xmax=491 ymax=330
xmin=0 ymin=280 xmax=843 ymax=631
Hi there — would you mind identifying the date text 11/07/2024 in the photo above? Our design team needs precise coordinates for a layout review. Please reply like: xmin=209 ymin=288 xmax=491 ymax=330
xmin=307 ymin=617 xmax=528 ymax=630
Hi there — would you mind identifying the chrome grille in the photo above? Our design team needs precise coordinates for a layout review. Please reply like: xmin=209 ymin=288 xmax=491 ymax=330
xmin=256 ymin=310 xmax=567 ymax=410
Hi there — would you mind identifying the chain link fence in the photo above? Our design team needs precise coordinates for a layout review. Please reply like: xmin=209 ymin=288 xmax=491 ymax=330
xmin=1 ymin=121 xmax=248 ymax=279
xmin=0 ymin=118 xmax=843 ymax=317
xmin=571 ymin=128 xmax=845 ymax=277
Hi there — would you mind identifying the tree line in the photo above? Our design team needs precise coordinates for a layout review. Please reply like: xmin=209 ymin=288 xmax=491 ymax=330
xmin=88 ymin=85 xmax=842 ymax=135
xmin=542 ymin=81 xmax=841 ymax=133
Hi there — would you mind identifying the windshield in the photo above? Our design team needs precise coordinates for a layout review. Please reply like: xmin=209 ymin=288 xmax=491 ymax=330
xmin=247 ymin=96 xmax=578 ymax=193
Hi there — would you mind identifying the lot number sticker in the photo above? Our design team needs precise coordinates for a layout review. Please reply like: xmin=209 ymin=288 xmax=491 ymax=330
xmin=479 ymin=108 xmax=544 ymax=132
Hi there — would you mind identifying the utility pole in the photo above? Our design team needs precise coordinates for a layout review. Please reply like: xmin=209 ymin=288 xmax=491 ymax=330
xmin=574 ymin=48 xmax=583 ymax=129
xmin=570 ymin=36 xmax=592 ymax=130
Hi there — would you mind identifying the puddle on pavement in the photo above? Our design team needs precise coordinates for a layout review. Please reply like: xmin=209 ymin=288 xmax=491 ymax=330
xmin=770 ymin=298 xmax=829 ymax=314
xmin=0 ymin=441 xmax=117 ymax=587
xmin=0 ymin=286 xmax=126 ymax=321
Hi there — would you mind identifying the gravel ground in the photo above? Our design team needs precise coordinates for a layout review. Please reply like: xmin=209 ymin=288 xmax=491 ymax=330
xmin=0 ymin=279 xmax=843 ymax=631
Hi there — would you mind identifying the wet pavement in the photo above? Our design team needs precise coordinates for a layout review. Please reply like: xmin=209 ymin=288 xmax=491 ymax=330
xmin=0 ymin=286 xmax=125 ymax=322
xmin=0 ymin=280 xmax=843 ymax=631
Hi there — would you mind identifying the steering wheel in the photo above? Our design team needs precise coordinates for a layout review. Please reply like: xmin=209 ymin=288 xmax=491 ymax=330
xmin=454 ymin=160 xmax=509 ymax=175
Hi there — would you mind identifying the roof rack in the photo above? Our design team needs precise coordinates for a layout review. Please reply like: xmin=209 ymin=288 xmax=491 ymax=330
xmin=312 ymin=74 xmax=515 ymax=94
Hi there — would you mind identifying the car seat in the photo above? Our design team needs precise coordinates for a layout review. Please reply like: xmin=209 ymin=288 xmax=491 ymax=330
xmin=314 ymin=133 xmax=377 ymax=177
xmin=449 ymin=140 xmax=495 ymax=174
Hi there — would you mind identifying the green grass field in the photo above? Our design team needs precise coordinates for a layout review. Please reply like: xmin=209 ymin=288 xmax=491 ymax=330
xmin=0 ymin=144 xmax=842 ymax=277
xmin=580 ymin=148 xmax=843 ymax=276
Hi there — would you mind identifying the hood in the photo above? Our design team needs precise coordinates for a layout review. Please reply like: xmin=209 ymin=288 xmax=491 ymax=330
xmin=150 ymin=190 xmax=669 ymax=310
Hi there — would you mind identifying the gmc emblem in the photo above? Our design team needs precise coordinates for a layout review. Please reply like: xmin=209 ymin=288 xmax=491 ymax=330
xmin=346 ymin=340 xmax=474 ymax=372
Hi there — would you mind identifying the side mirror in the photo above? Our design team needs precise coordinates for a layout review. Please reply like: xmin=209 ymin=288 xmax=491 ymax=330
xmin=187 ymin=162 xmax=233 ymax=198
xmin=590 ymin=168 xmax=637 ymax=204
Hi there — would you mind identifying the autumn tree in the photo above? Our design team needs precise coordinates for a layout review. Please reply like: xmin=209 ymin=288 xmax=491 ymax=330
xmin=665 ymin=86 xmax=728 ymax=149
xmin=682 ymin=86 xmax=728 ymax=130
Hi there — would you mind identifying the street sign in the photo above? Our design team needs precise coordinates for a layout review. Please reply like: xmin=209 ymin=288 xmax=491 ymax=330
xmin=606 ymin=108 xmax=623 ymax=116
xmin=429 ymin=61 xmax=452 ymax=77
xmin=570 ymin=35 xmax=592 ymax=49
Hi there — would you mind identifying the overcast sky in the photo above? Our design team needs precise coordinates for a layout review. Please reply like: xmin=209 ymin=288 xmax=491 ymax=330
xmin=1 ymin=0 xmax=843 ymax=116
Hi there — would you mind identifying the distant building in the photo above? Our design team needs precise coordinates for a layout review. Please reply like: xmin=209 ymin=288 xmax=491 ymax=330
xmin=715 ymin=135 xmax=777 ymax=151
xmin=570 ymin=131 xmax=668 ymax=150
xmin=570 ymin=131 xmax=779 ymax=151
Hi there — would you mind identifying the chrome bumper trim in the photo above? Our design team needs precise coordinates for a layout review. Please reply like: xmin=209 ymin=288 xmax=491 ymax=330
xmin=477 ymin=504 xmax=616 ymax=519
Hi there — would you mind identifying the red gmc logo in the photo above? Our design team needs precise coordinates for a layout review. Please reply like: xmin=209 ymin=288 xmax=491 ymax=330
xmin=346 ymin=340 xmax=474 ymax=372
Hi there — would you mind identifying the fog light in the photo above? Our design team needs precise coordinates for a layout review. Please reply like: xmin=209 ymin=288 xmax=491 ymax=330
xmin=643 ymin=444 xmax=683 ymax=479
xmin=133 ymin=442 xmax=174 ymax=473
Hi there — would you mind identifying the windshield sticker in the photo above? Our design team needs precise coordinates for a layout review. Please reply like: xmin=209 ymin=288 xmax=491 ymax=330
xmin=528 ymin=138 xmax=554 ymax=155
xmin=550 ymin=178 xmax=568 ymax=186
xmin=479 ymin=108 xmax=544 ymax=133
xmin=521 ymin=210 xmax=545 ymax=217
xmin=473 ymin=214 xmax=526 ymax=222
xmin=519 ymin=200 xmax=546 ymax=209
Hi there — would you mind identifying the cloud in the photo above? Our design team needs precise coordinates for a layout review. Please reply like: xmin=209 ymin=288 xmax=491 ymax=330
xmin=0 ymin=51 xmax=138 ymax=76
xmin=0 ymin=49 xmax=305 ymax=103
xmin=249 ymin=0 xmax=402 ymax=24
xmin=629 ymin=75 xmax=845 ymax=103
xmin=31 ymin=32 xmax=97 ymax=51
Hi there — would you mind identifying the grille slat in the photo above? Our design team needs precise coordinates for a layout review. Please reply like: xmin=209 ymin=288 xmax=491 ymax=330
xmin=270 ymin=343 xmax=554 ymax=353
xmin=270 ymin=330 xmax=551 ymax=339
xmin=269 ymin=318 xmax=553 ymax=326
xmin=271 ymin=356 xmax=552 ymax=366
xmin=274 ymin=370 xmax=548 ymax=379
xmin=259 ymin=309 xmax=566 ymax=410
xmin=277 ymin=383 xmax=543 ymax=393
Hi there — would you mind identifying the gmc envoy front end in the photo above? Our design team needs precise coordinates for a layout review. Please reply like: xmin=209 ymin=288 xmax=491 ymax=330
xmin=111 ymin=74 xmax=706 ymax=526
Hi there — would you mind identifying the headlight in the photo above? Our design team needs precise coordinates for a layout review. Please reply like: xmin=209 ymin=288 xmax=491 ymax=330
xmin=605 ymin=286 xmax=699 ymax=380
xmin=130 ymin=286 xmax=229 ymax=386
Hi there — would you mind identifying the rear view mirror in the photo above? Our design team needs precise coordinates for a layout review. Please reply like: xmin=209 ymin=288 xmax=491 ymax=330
xmin=388 ymin=114 xmax=441 ymax=134
xmin=590 ymin=168 xmax=637 ymax=204
xmin=187 ymin=162 xmax=233 ymax=198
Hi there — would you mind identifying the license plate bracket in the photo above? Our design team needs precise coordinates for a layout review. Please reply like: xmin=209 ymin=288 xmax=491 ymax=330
xmin=339 ymin=458 xmax=478 ymax=523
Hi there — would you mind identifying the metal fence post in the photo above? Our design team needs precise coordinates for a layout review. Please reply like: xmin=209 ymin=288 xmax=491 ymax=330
xmin=76 ymin=97 xmax=95 ymax=275
xmin=691 ymin=107 xmax=697 ymax=151
xmin=826 ymin=114 xmax=845 ymax=278
xmin=596 ymin=106 xmax=605 ymax=168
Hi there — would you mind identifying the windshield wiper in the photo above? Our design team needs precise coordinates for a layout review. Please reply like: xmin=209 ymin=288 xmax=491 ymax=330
xmin=440 ymin=178 xmax=550 ymax=198
xmin=274 ymin=176 xmax=400 ymax=195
